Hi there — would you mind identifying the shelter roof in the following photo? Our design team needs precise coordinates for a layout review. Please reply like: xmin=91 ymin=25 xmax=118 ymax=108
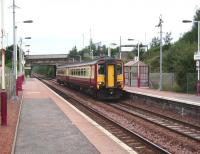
xmin=124 ymin=60 xmax=148 ymax=67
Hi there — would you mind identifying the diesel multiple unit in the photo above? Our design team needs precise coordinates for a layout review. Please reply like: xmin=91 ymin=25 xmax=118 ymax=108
xmin=56 ymin=57 xmax=124 ymax=99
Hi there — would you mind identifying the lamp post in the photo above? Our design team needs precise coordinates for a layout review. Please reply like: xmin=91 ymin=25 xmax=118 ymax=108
xmin=156 ymin=15 xmax=163 ymax=91
xmin=22 ymin=51 xmax=25 ymax=76
xmin=128 ymin=39 xmax=140 ymax=87
xmin=12 ymin=9 xmax=33 ymax=99
xmin=1 ymin=0 xmax=5 ymax=90
xmin=14 ymin=25 xmax=31 ymax=98
xmin=183 ymin=20 xmax=200 ymax=95
xmin=1 ymin=0 xmax=7 ymax=125
xmin=19 ymin=37 xmax=31 ymax=86
xmin=12 ymin=0 xmax=17 ymax=99
xmin=19 ymin=37 xmax=31 ymax=74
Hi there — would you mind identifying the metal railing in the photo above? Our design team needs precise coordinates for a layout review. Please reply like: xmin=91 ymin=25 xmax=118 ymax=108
xmin=149 ymin=73 xmax=197 ymax=93
xmin=0 ymin=67 xmax=15 ymax=99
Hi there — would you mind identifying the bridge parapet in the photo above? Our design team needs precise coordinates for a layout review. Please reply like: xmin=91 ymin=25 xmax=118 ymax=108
xmin=25 ymin=54 xmax=69 ymax=66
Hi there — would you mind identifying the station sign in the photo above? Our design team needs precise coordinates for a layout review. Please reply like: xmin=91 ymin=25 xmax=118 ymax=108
xmin=194 ymin=52 xmax=200 ymax=60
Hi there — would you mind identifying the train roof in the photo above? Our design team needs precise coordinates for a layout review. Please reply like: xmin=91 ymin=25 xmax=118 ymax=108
xmin=57 ymin=57 xmax=122 ymax=68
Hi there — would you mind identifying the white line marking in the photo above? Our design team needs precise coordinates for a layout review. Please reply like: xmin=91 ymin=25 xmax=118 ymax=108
xmin=11 ymin=94 xmax=24 ymax=154
xmin=26 ymin=91 xmax=41 ymax=94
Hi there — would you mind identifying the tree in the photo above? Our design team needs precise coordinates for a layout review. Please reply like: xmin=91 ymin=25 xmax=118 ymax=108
xmin=5 ymin=45 xmax=20 ymax=68
xmin=68 ymin=46 xmax=78 ymax=57
xmin=150 ymin=37 xmax=160 ymax=48
xmin=163 ymin=32 xmax=173 ymax=46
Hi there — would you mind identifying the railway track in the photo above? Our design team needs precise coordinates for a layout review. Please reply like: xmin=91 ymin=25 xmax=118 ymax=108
xmin=110 ymin=103 xmax=200 ymax=142
xmin=39 ymin=78 xmax=170 ymax=154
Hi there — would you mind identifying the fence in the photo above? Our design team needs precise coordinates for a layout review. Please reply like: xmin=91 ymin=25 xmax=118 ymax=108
xmin=0 ymin=67 xmax=15 ymax=100
xmin=186 ymin=73 xmax=197 ymax=94
xmin=149 ymin=73 xmax=197 ymax=94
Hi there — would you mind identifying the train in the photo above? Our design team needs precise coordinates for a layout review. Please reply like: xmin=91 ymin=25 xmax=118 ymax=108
xmin=56 ymin=57 xmax=124 ymax=99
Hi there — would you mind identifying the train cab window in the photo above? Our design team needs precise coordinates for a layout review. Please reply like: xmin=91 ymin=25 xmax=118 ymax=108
xmin=116 ymin=64 xmax=122 ymax=75
xmin=98 ymin=64 xmax=105 ymax=75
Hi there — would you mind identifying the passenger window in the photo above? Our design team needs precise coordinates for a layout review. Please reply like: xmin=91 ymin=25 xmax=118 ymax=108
xmin=78 ymin=69 xmax=80 ymax=76
xmin=81 ymin=68 xmax=83 ymax=76
xmin=98 ymin=64 xmax=104 ymax=75
xmin=117 ymin=64 xmax=122 ymax=75
xmin=83 ymin=68 xmax=86 ymax=76
xmin=86 ymin=68 xmax=89 ymax=76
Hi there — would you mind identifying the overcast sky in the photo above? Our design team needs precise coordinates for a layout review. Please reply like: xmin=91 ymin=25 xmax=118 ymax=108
xmin=2 ymin=0 xmax=200 ymax=55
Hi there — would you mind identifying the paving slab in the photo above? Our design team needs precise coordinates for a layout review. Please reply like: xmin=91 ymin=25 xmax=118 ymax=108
xmin=14 ymin=98 xmax=99 ymax=154
xmin=13 ymin=78 xmax=132 ymax=154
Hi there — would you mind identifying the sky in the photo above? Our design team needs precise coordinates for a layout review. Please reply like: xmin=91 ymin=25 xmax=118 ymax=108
xmin=1 ymin=0 xmax=200 ymax=55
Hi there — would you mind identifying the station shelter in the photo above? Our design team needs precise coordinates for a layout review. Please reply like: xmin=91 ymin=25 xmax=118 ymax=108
xmin=124 ymin=60 xmax=149 ymax=87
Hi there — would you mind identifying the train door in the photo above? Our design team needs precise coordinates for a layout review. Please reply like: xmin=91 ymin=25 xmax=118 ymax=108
xmin=107 ymin=64 xmax=114 ymax=87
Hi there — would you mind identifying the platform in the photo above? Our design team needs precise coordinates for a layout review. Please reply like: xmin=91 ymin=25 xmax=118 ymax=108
xmin=124 ymin=86 xmax=200 ymax=107
xmin=13 ymin=78 xmax=131 ymax=154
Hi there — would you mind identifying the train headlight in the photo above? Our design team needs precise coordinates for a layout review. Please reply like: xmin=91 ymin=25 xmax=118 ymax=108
xmin=98 ymin=82 xmax=104 ymax=86
xmin=97 ymin=81 xmax=104 ymax=89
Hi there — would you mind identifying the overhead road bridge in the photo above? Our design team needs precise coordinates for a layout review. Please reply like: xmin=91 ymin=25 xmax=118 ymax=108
xmin=24 ymin=54 xmax=71 ymax=76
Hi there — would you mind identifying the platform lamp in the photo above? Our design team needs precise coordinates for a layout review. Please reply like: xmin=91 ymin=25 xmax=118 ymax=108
xmin=19 ymin=37 xmax=31 ymax=89
xmin=19 ymin=38 xmax=31 ymax=74
xmin=12 ymin=0 xmax=33 ymax=100
xmin=128 ymin=38 xmax=141 ymax=87
xmin=183 ymin=20 xmax=200 ymax=96
xmin=25 ymin=45 xmax=30 ymax=55
xmin=12 ymin=13 xmax=33 ymax=100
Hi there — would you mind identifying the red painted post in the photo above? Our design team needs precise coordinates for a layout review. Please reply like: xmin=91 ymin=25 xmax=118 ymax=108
xmin=20 ymin=75 xmax=22 ymax=90
xmin=1 ymin=90 xmax=7 ymax=126
xmin=18 ymin=75 xmax=22 ymax=91
xmin=16 ymin=78 xmax=19 ymax=96
xmin=22 ymin=74 xmax=24 ymax=82
xmin=197 ymin=80 xmax=200 ymax=96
